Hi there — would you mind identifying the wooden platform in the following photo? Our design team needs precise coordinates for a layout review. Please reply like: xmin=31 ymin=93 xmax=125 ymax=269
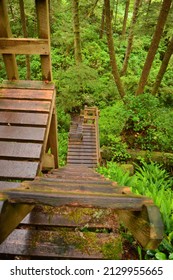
xmin=0 ymin=80 xmax=58 ymax=180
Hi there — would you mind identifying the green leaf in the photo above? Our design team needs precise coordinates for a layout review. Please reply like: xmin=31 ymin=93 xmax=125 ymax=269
xmin=169 ymin=253 xmax=173 ymax=260
xmin=155 ymin=252 xmax=167 ymax=260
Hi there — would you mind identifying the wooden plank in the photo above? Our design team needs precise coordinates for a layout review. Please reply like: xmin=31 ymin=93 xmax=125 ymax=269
xmin=0 ymin=201 xmax=34 ymax=244
xmin=0 ymin=112 xmax=48 ymax=126
xmin=117 ymin=205 xmax=164 ymax=249
xmin=0 ymin=38 xmax=49 ymax=55
xmin=0 ymin=160 xmax=39 ymax=179
xmin=1 ymin=80 xmax=55 ymax=90
xmin=0 ymin=126 xmax=45 ymax=142
xmin=21 ymin=206 xmax=119 ymax=229
xmin=0 ymin=88 xmax=53 ymax=100
xmin=0 ymin=182 xmax=20 ymax=191
xmin=0 ymin=142 xmax=42 ymax=159
xmin=0 ymin=99 xmax=51 ymax=113
xmin=4 ymin=185 xmax=152 ymax=210
xmin=0 ymin=229 xmax=120 ymax=259
xmin=0 ymin=0 xmax=18 ymax=79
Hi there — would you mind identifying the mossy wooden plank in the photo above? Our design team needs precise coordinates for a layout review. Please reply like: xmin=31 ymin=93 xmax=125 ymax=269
xmin=0 ymin=112 xmax=48 ymax=126
xmin=21 ymin=206 xmax=119 ymax=229
xmin=0 ymin=201 xmax=34 ymax=244
xmin=0 ymin=160 xmax=39 ymax=179
xmin=117 ymin=205 xmax=164 ymax=249
xmin=0 ymin=229 xmax=121 ymax=259
xmin=0 ymin=88 xmax=53 ymax=100
xmin=4 ymin=185 xmax=152 ymax=210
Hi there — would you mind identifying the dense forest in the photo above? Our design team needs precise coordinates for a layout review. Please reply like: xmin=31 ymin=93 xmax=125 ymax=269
xmin=0 ymin=0 xmax=173 ymax=259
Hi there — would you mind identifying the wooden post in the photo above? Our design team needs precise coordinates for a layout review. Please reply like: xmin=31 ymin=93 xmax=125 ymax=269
xmin=0 ymin=0 xmax=18 ymax=79
xmin=48 ymin=107 xmax=59 ymax=168
xmin=35 ymin=0 xmax=52 ymax=81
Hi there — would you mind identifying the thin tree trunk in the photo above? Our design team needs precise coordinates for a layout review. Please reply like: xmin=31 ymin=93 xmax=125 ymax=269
xmin=19 ymin=0 xmax=31 ymax=79
xmin=114 ymin=0 xmax=119 ymax=28
xmin=87 ymin=0 xmax=99 ymax=18
xmin=99 ymin=5 xmax=105 ymax=39
xmin=104 ymin=0 xmax=125 ymax=99
xmin=136 ymin=0 xmax=172 ymax=95
xmin=152 ymin=36 xmax=173 ymax=95
xmin=121 ymin=0 xmax=140 ymax=76
xmin=121 ymin=0 xmax=130 ymax=37
xmin=72 ymin=0 xmax=82 ymax=64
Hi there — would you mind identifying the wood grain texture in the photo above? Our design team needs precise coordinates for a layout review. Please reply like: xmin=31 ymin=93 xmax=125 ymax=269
xmin=118 ymin=205 xmax=164 ymax=249
xmin=0 ymin=201 xmax=34 ymax=244
xmin=0 ymin=142 xmax=42 ymax=159
xmin=1 ymin=80 xmax=55 ymax=90
xmin=0 ymin=229 xmax=120 ymax=259
xmin=0 ymin=99 xmax=51 ymax=112
xmin=0 ymin=38 xmax=49 ymax=55
xmin=0 ymin=112 xmax=48 ymax=126
xmin=0 ymin=160 xmax=39 ymax=179
xmin=0 ymin=126 xmax=45 ymax=141
xmin=0 ymin=88 xmax=53 ymax=100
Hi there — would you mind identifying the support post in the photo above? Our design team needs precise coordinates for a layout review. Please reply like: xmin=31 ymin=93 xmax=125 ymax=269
xmin=35 ymin=0 xmax=52 ymax=81
xmin=0 ymin=0 xmax=18 ymax=79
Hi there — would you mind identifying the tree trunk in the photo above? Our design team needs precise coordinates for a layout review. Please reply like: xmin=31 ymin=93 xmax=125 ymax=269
xmin=99 ymin=5 xmax=105 ymax=39
xmin=152 ymin=36 xmax=173 ymax=95
xmin=104 ymin=0 xmax=125 ymax=99
xmin=19 ymin=0 xmax=31 ymax=80
xmin=72 ymin=0 xmax=82 ymax=64
xmin=136 ymin=0 xmax=172 ymax=95
xmin=121 ymin=0 xmax=130 ymax=37
xmin=121 ymin=0 xmax=140 ymax=76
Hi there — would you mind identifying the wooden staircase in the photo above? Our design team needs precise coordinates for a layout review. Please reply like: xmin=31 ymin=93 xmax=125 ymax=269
xmin=0 ymin=107 xmax=164 ymax=259
xmin=67 ymin=107 xmax=100 ymax=168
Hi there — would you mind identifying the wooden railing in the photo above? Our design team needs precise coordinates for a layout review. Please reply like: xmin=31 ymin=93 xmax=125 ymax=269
xmin=83 ymin=106 xmax=100 ymax=164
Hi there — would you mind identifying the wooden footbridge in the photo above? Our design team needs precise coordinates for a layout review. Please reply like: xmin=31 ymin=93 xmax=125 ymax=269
xmin=0 ymin=0 xmax=163 ymax=259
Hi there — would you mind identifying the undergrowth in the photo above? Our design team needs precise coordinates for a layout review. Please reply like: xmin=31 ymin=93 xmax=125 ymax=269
xmin=97 ymin=161 xmax=173 ymax=260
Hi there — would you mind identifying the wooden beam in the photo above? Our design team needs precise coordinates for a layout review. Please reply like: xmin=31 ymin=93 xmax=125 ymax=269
xmin=117 ymin=205 xmax=164 ymax=249
xmin=0 ymin=38 xmax=49 ymax=55
xmin=35 ymin=0 xmax=52 ymax=81
xmin=0 ymin=200 xmax=34 ymax=244
xmin=0 ymin=0 xmax=18 ymax=79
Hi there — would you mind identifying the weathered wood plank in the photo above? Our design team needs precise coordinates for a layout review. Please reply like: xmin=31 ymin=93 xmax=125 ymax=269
xmin=0 ymin=112 xmax=48 ymax=126
xmin=0 ymin=142 xmax=42 ymax=159
xmin=0 ymin=126 xmax=45 ymax=142
xmin=1 ymin=80 xmax=55 ymax=90
xmin=20 ymin=179 xmax=123 ymax=194
xmin=4 ymin=185 xmax=152 ymax=210
xmin=0 ymin=38 xmax=49 ymax=55
xmin=0 ymin=201 xmax=34 ymax=244
xmin=0 ymin=229 xmax=120 ymax=259
xmin=0 ymin=88 xmax=53 ymax=100
xmin=0 ymin=99 xmax=51 ymax=112
xmin=117 ymin=205 xmax=164 ymax=249
xmin=0 ymin=181 xmax=20 ymax=191
xmin=21 ymin=206 xmax=119 ymax=229
xmin=0 ymin=160 xmax=39 ymax=179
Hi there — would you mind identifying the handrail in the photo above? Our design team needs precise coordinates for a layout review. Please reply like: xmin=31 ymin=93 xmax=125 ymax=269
xmin=83 ymin=106 xmax=100 ymax=165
